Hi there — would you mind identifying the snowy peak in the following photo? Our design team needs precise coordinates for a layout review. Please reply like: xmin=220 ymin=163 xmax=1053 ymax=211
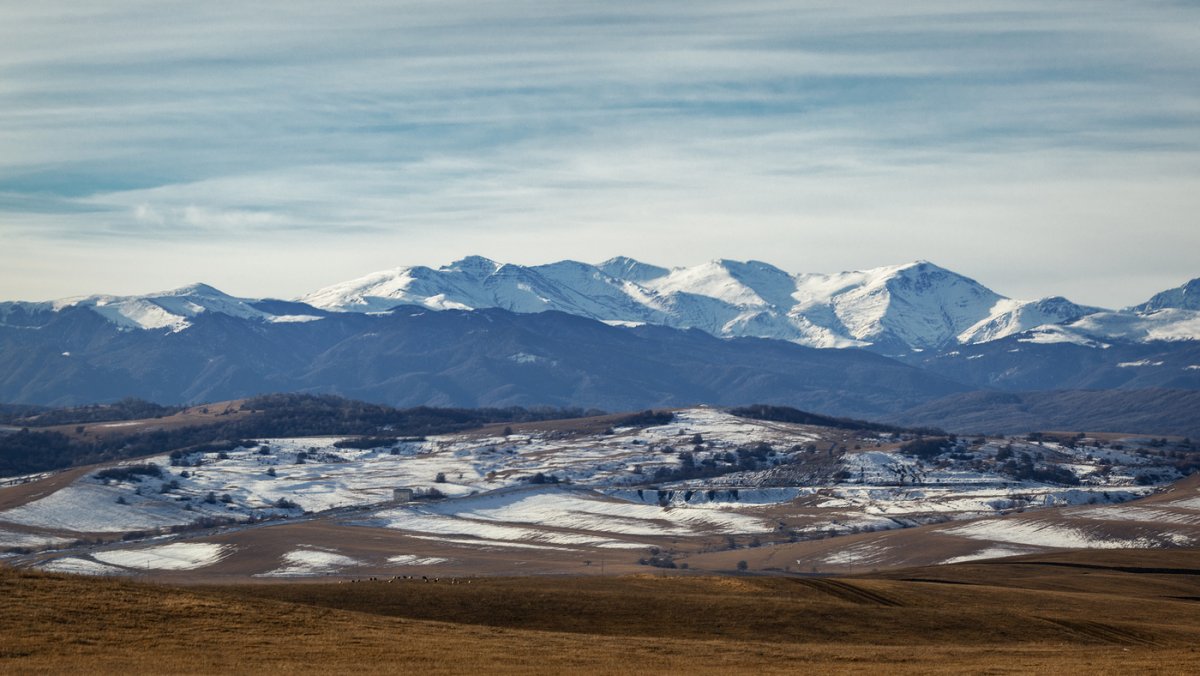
xmin=441 ymin=255 xmax=501 ymax=278
xmin=1020 ymin=277 xmax=1200 ymax=346
xmin=873 ymin=260 xmax=1003 ymax=343
xmin=648 ymin=260 xmax=779 ymax=308
xmin=156 ymin=282 xmax=231 ymax=298
xmin=867 ymin=261 xmax=1005 ymax=348
xmin=302 ymin=258 xmax=657 ymax=320
xmin=1131 ymin=278 xmax=1200 ymax=312
xmin=958 ymin=296 xmax=1105 ymax=345
xmin=7 ymin=283 xmax=320 ymax=332
xmin=882 ymin=261 xmax=995 ymax=304
xmin=787 ymin=261 xmax=1005 ymax=350
xmin=707 ymin=259 xmax=799 ymax=309
xmin=597 ymin=256 xmax=668 ymax=283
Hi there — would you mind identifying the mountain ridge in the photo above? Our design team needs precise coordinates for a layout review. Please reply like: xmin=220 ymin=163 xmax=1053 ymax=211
xmin=0 ymin=304 xmax=969 ymax=416
xmin=3 ymin=257 xmax=1198 ymax=354
xmin=295 ymin=257 xmax=1199 ymax=351
xmin=2 ymin=296 xmax=1197 ymax=433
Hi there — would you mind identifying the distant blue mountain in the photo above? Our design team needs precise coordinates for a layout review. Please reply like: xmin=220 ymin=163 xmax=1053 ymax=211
xmin=0 ymin=303 xmax=966 ymax=417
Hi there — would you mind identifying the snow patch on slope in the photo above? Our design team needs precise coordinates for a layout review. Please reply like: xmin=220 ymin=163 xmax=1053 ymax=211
xmin=0 ymin=529 xmax=70 ymax=550
xmin=940 ymin=545 xmax=1039 ymax=564
xmin=943 ymin=518 xmax=1192 ymax=549
xmin=388 ymin=555 xmax=451 ymax=566
xmin=260 ymin=547 xmax=363 ymax=577
xmin=38 ymin=557 xmax=125 ymax=576
xmin=92 ymin=542 xmax=231 ymax=570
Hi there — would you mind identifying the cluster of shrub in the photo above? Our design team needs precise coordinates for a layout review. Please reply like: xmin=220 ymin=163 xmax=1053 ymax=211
xmin=637 ymin=547 xmax=681 ymax=569
xmin=898 ymin=436 xmax=958 ymax=460
xmin=609 ymin=409 xmax=676 ymax=428
xmin=903 ymin=437 xmax=1083 ymax=486
xmin=999 ymin=458 xmax=1081 ymax=486
xmin=167 ymin=439 xmax=258 ymax=465
xmin=94 ymin=464 xmax=163 ymax=483
xmin=651 ymin=443 xmax=777 ymax=482
xmin=0 ymin=429 xmax=75 ymax=477
xmin=0 ymin=403 xmax=50 ymax=423
xmin=525 ymin=472 xmax=563 ymax=485
xmin=0 ymin=398 xmax=183 ymax=427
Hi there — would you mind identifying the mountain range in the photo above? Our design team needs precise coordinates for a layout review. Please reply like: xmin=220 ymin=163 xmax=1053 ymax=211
xmin=1 ymin=257 xmax=1198 ymax=434
xmin=9 ymin=256 xmax=1196 ymax=353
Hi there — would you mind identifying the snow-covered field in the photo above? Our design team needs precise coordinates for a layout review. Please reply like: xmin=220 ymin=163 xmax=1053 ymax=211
xmin=819 ymin=486 xmax=1149 ymax=518
xmin=942 ymin=519 xmax=1192 ymax=549
xmin=820 ymin=541 xmax=892 ymax=567
xmin=388 ymin=555 xmax=450 ymax=566
xmin=37 ymin=557 xmax=124 ymax=576
xmin=418 ymin=487 xmax=771 ymax=535
xmin=1067 ymin=505 xmax=1200 ymax=526
xmin=260 ymin=547 xmax=363 ymax=577
xmin=0 ymin=408 xmax=816 ymax=540
xmin=92 ymin=543 xmax=231 ymax=571
xmin=361 ymin=485 xmax=771 ymax=554
xmin=0 ymin=482 xmax=209 ymax=533
xmin=5 ymin=408 xmax=1199 ymax=575
xmin=0 ymin=529 xmax=70 ymax=550
xmin=32 ymin=543 xmax=231 ymax=575
xmin=940 ymin=546 xmax=1039 ymax=565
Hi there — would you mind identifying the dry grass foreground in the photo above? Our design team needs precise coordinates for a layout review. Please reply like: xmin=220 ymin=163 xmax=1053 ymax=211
xmin=5 ymin=549 xmax=1200 ymax=674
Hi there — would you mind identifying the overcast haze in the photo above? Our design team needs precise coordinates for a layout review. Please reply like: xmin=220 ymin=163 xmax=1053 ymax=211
xmin=1 ymin=1 xmax=1198 ymax=307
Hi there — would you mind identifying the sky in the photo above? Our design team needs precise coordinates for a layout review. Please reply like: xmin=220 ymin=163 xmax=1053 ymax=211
xmin=1 ymin=0 xmax=1198 ymax=308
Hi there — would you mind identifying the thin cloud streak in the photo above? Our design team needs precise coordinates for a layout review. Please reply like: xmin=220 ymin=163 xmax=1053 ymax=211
xmin=0 ymin=1 xmax=1197 ymax=306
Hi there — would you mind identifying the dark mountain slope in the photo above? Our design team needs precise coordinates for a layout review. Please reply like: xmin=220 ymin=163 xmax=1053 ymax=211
xmin=0 ymin=306 xmax=967 ymax=418
xmin=906 ymin=337 xmax=1200 ymax=391
xmin=888 ymin=388 xmax=1200 ymax=437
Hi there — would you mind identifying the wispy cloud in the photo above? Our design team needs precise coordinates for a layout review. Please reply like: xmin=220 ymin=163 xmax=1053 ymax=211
xmin=1 ymin=1 xmax=1198 ymax=304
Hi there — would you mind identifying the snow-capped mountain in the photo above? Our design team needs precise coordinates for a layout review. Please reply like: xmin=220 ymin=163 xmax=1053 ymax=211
xmin=1129 ymin=278 xmax=1200 ymax=313
xmin=957 ymin=297 xmax=1103 ymax=345
xmin=299 ymin=256 xmax=660 ymax=322
xmin=300 ymin=257 xmax=1152 ymax=351
xmin=4 ymin=258 xmax=1198 ymax=353
xmin=1057 ymin=308 xmax=1200 ymax=345
xmin=4 ymin=262 xmax=1200 ymax=413
xmin=984 ymin=277 xmax=1200 ymax=348
xmin=789 ymin=261 xmax=1006 ymax=350
xmin=0 ymin=283 xmax=319 ymax=332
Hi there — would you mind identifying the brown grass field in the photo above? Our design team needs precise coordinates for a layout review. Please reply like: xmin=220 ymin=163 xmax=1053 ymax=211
xmin=42 ymin=400 xmax=254 ymax=443
xmin=4 ymin=549 xmax=1200 ymax=674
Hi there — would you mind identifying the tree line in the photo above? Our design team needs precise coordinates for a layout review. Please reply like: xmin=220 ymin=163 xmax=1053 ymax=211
xmin=729 ymin=404 xmax=943 ymax=435
xmin=0 ymin=393 xmax=599 ymax=478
